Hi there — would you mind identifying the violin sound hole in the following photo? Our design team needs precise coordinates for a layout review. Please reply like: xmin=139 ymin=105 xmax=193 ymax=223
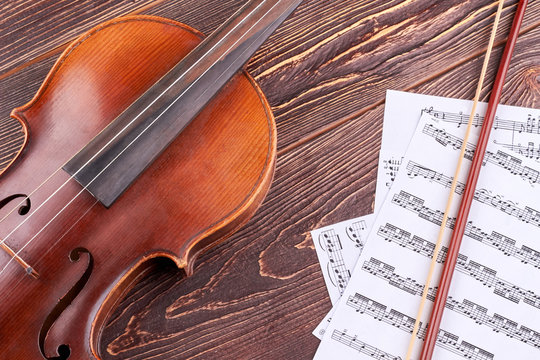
xmin=0 ymin=194 xmax=31 ymax=215
xmin=39 ymin=248 xmax=94 ymax=360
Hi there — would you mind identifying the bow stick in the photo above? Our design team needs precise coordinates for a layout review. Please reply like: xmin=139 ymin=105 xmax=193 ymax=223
xmin=405 ymin=0 xmax=505 ymax=358
xmin=408 ymin=0 xmax=529 ymax=359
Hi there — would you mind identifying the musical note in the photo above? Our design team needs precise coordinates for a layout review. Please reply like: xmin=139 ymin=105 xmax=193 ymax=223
xmin=379 ymin=220 xmax=540 ymax=269
xmin=361 ymin=257 xmax=540 ymax=349
xmin=331 ymin=329 xmax=402 ymax=360
xmin=382 ymin=156 xmax=404 ymax=188
xmin=346 ymin=293 xmax=494 ymax=360
xmin=313 ymin=93 xmax=540 ymax=359
xmin=422 ymin=124 xmax=540 ymax=184
xmin=361 ymin=257 xmax=438 ymax=301
xmin=346 ymin=220 xmax=367 ymax=249
xmin=319 ymin=229 xmax=350 ymax=294
xmin=376 ymin=223 xmax=540 ymax=309
xmin=424 ymin=107 xmax=540 ymax=136
xmin=392 ymin=188 xmax=540 ymax=230
xmin=495 ymin=141 xmax=540 ymax=161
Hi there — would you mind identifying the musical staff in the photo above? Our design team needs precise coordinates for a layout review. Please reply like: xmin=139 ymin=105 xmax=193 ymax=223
xmin=392 ymin=189 xmax=540 ymax=230
xmin=362 ymin=257 xmax=438 ymax=301
xmin=446 ymin=297 xmax=540 ymax=349
xmin=331 ymin=329 xmax=402 ymax=360
xmin=346 ymin=293 xmax=494 ymax=360
xmin=382 ymin=156 xmax=403 ymax=188
xmin=347 ymin=220 xmax=367 ymax=249
xmin=378 ymin=221 xmax=540 ymax=269
xmin=456 ymin=256 xmax=540 ymax=309
xmin=389 ymin=190 xmax=540 ymax=266
xmin=319 ymin=229 xmax=350 ymax=294
xmin=424 ymin=107 xmax=540 ymax=135
xmin=406 ymin=161 xmax=465 ymax=194
xmin=377 ymin=223 xmax=449 ymax=264
xmin=312 ymin=93 xmax=540 ymax=360
xmin=474 ymin=189 xmax=540 ymax=228
xmin=422 ymin=124 xmax=540 ymax=184
xmin=361 ymin=257 xmax=540 ymax=349
xmin=495 ymin=141 xmax=540 ymax=161
xmin=391 ymin=190 xmax=455 ymax=228
xmin=376 ymin=223 xmax=540 ymax=309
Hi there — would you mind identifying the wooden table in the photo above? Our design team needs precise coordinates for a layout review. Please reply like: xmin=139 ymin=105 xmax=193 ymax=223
xmin=1 ymin=0 xmax=539 ymax=359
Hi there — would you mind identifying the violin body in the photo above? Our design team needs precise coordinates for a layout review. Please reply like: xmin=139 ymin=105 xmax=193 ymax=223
xmin=0 ymin=15 xmax=275 ymax=359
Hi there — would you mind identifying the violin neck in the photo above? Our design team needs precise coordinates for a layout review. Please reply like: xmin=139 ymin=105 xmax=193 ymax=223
xmin=64 ymin=0 xmax=302 ymax=208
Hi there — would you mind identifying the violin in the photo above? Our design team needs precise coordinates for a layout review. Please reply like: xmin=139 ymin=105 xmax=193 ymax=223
xmin=0 ymin=0 xmax=301 ymax=358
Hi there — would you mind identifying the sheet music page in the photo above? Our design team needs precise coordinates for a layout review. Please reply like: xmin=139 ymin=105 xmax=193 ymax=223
xmin=311 ymin=214 xmax=374 ymax=339
xmin=314 ymin=106 xmax=540 ymax=359
xmin=311 ymin=215 xmax=375 ymax=306
xmin=312 ymin=91 xmax=540 ymax=342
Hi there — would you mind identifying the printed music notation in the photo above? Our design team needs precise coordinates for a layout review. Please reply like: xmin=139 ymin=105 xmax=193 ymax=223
xmin=313 ymin=93 xmax=540 ymax=359
xmin=422 ymin=124 xmax=540 ymax=184
xmin=392 ymin=188 xmax=540 ymax=231
xmin=311 ymin=215 xmax=374 ymax=339
xmin=346 ymin=220 xmax=367 ymax=249
xmin=382 ymin=156 xmax=403 ymax=188
xmin=331 ymin=330 xmax=402 ymax=360
xmin=378 ymin=220 xmax=540 ymax=269
xmin=456 ymin=255 xmax=540 ymax=309
xmin=311 ymin=214 xmax=374 ymax=308
xmin=495 ymin=141 xmax=540 ymax=161
xmin=424 ymin=107 xmax=540 ymax=135
xmin=424 ymin=107 xmax=540 ymax=162
xmin=376 ymin=222 xmax=540 ymax=309
xmin=361 ymin=257 xmax=540 ymax=349
xmin=346 ymin=293 xmax=494 ymax=360
xmin=445 ymin=296 xmax=540 ymax=349
xmin=361 ymin=257 xmax=438 ymax=301
xmin=475 ymin=189 xmax=540 ymax=227
xmin=319 ymin=229 xmax=350 ymax=294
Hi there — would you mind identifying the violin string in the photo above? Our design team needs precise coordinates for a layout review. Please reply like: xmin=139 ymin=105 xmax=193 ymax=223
xmin=0 ymin=199 xmax=99 ymax=302
xmin=0 ymin=0 xmax=271 ymax=235
xmin=0 ymin=0 xmax=294 ymax=276
xmin=404 ymin=0 xmax=505 ymax=358
xmin=0 ymin=167 xmax=64 ymax=273
xmin=0 ymin=0 xmax=271 ymax=232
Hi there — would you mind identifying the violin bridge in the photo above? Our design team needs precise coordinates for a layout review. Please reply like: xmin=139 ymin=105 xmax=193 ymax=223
xmin=1 ymin=241 xmax=39 ymax=278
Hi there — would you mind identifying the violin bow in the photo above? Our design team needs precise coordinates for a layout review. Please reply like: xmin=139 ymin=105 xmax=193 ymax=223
xmin=403 ymin=0 xmax=529 ymax=359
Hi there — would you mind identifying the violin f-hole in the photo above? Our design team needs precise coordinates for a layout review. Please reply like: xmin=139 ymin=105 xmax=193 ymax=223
xmin=39 ymin=248 xmax=94 ymax=360
xmin=0 ymin=194 xmax=31 ymax=215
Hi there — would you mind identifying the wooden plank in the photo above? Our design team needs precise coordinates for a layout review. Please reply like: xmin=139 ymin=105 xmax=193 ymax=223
xmin=140 ymin=0 xmax=247 ymax=35
xmin=96 ymin=23 xmax=540 ymax=359
xmin=247 ymin=0 xmax=540 ymax=149
xmin=0 ymin=0 xmax=171 ymax=77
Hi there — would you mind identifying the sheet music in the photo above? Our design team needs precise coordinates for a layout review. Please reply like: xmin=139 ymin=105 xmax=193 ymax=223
xmin=311 ymin=215 xmax=375 ymax=304
xmin=311 ymin=149 xmax=401 ymax=339
xmin=313 ymin=105 xmax=540 ymax=359
xmin=312 ymin=91 xmax=540 ymax=342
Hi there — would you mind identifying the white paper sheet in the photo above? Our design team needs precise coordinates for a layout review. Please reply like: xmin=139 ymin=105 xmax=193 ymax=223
xmin=312 ymin=91 xmax=540 ymax=342
xmin=314 ymin=105 xmax=540 ymax=359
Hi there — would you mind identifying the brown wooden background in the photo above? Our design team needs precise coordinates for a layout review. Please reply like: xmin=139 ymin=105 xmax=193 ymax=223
xmin=1 ymin=0 xmax=539 ymax=359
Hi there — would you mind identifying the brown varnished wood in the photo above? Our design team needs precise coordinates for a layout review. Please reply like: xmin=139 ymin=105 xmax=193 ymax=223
xmin=0 ymin=15 xmax=276 ymax=359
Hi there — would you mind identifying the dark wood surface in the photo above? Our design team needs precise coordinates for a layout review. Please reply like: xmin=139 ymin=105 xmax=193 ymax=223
xmin=1 ymin=0 xmax=539 ymax=359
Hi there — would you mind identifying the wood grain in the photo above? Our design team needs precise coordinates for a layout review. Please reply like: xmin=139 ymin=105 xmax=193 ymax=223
xmin=0 ymin=1 xmax=172 ymax=76
xmin=0 ymin=0 xmax=538 ymax=359
xmin=248 ymin=0 xmax=540 ymax=149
